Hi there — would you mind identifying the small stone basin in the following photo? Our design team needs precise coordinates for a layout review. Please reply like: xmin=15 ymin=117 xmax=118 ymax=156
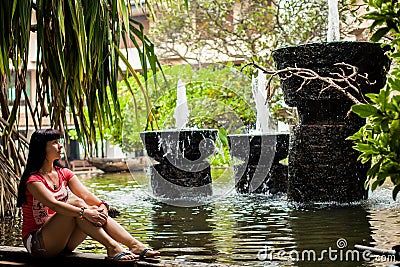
xmin=140 ymin=129 xmax=219 ymax=166
xmin=227 ymin=133 xmax=289 ymax=164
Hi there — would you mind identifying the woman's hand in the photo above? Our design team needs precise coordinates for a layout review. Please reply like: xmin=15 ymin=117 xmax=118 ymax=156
xmin=98 ymin=203 xmax=109 ymax=217
xmin=83 ymin=208 xmax=108 ymax=227
xmin=98 ymin=202 xmax=109 ymax=215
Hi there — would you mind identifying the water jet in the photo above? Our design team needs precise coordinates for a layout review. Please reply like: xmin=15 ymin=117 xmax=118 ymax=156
xmin=140 ymin=80 xmax=219 ymax=205
xmin=228 ymin=69 xmax=290 ymax=194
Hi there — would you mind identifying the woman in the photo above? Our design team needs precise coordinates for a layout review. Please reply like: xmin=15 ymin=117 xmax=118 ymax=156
xmin=17 ymin=129 xmax=160 ymax=261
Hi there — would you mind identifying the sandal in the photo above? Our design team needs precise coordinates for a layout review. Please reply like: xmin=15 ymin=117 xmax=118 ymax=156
xmin=139 ymin=248 xmax=160 ymax=262
xmin=106 ymin=251 xmax=137 ymax=262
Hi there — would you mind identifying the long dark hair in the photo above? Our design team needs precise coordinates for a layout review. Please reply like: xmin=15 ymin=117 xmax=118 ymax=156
xmin=17 ymin=129 xmax=64 ymax=207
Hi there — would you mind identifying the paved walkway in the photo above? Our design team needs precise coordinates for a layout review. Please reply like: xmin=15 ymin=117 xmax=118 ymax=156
xmin=0 ymin=246 xmax=237 ymax=267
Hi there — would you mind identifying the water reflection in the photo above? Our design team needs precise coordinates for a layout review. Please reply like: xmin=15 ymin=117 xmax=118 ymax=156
xmin=1 ymin=172 xmax=400 ymax=267
xmin=213 ymin=194 xmax=293 ymax=266
xmin=365 ymin=188 xmax=400 ymax=251
xmin=0 ymin=215 xmax=21 ymax=247
xmin=150 ymin=204 xmax=217 ymax=263
xmin=288 ymin=206 xmax=372 ymax=267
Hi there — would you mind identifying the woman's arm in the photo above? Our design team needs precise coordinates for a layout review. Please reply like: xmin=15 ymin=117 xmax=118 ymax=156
xmin=67 ymin=175 xmax=107 ymax=210
xmin=27 ymin=181 xmax=85 ymax=217
xmin=27 ymin=181 xmax=107 ymax=225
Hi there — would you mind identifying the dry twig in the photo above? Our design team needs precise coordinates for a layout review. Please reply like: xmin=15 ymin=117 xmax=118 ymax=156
xmin=242 ymin=62 xmax=375 ymax=106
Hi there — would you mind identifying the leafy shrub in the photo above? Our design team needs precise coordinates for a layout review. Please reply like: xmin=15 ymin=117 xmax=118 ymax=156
xmin=349 ymin=0 xmax=400 ymax=199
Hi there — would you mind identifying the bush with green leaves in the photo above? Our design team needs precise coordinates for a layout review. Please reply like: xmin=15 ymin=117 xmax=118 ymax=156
xmin=348 ymin=0 xmax=400 ymax=199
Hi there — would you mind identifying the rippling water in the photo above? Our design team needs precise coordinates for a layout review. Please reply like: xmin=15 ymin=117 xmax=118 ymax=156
xmin=2 ymin=171 xmax=400 ymax=267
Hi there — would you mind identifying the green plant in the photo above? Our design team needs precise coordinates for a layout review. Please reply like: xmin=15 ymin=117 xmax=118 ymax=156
xmin=363 ymin=0 xmax=400 ymax=42
xmin=349 ymin=88 xmax=400 ymax=192
xmin=348 ymin=0 xmax=400 ymax=199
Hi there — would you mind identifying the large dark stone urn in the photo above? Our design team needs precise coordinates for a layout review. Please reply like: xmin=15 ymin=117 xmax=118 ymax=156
xmin=140 ymin=129 xmax=218 ymax=203
xmin=272 ymin=42 xmax=391 ymax=203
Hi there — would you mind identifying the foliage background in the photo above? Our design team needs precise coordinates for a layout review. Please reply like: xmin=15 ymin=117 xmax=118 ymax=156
xmin=150 ymin=0 xmax=360 ymax=66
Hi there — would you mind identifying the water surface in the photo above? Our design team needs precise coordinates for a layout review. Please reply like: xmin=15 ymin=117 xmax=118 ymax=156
xmin=1 ymin=171 xmax=400 ymax=267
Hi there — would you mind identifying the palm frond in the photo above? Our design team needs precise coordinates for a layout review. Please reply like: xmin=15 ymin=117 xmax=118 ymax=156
xmin=0 ymin=0 xmax=161 ymax=217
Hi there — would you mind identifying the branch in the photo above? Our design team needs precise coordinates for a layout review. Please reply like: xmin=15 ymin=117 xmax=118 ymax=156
xmin=242 ymin=62 xmax=376 ymax=106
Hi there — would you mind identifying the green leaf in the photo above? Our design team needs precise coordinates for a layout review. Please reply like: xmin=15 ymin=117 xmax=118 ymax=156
xmin=381 ymin=118 xmax=390 ymax=132
xmin=371 ymin=179 xmax=380 ymax=191
xmin=184 ymin=0 xmax=189 ymax=10
xmin=393 ymin=184 xmax=400 ymax=200
xmin=355 ymin=143 xmax=374 ymax=152
xmin=371 ymin=27 xmax=391 ymax=42
xmin=218 ymin=128 xmax=229 ymax=147
xmin=351 ymin=104 xmax=379 ymax=118
xmin=388 ymin=78 xmax=400 ymax=91
xmin=365 ymin=93 xmax=379 ymax=102
xmin=367 ymin=160 xmax=382 ymax=176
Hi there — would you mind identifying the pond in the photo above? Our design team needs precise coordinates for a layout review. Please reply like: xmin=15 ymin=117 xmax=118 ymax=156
xmin=1 ymin=170 xmax=400 ymax=267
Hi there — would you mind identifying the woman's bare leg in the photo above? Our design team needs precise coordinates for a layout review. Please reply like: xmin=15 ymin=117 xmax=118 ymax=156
xmin=73 ymin=217 xmax=136 ymax=260
xmin=102 ymin=218 xmax=160 ymax=257
xmin=65 ymin=226 xmax=87 ymax=252
xmin=40 ymin=214 xmax=77 ymax=256
xmin=64 ymin=198 xmax=88 ymax=251
xmin=40 ymin=213 xmax=135 ymax=260
xmin=40 ymin=198 xmax=155 ymax=259
xmin=67 ymin=197 xmax=158 ymax=257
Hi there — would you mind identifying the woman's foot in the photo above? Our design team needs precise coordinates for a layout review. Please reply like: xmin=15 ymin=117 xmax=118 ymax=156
xmin=129 ymin=244 xmax=160 ymax=259
xmin=107 ymin=244 xmax=139 ymax=261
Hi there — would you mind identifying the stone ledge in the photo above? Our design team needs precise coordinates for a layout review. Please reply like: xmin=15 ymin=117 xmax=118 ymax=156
xmin=0 ymin=246 xmax=238 ymax=267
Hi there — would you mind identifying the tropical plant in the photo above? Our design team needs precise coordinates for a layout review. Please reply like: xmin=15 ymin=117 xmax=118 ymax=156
xmin=348 ymin=0 xmax=400 ymax=199
xmin=0 ymin=0 xmax=159 ymax=217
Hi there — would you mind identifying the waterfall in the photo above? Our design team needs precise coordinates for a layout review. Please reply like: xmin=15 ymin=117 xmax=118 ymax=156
xmin=252 ymin=69 xmax=272 ymax=133
xmin=174 ymin=79 xmax=190 ymax=129
xmin=327 ymin=0 xmax=340 ymax=42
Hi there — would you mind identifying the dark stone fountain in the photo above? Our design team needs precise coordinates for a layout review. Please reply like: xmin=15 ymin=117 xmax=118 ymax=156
xmin=140 ymin=129 xmax=218 ymax=203
xmin=272 ymin=42 xmax=391 ymax=202
xmin=228 ymin=133 xmax=289 ymax=194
